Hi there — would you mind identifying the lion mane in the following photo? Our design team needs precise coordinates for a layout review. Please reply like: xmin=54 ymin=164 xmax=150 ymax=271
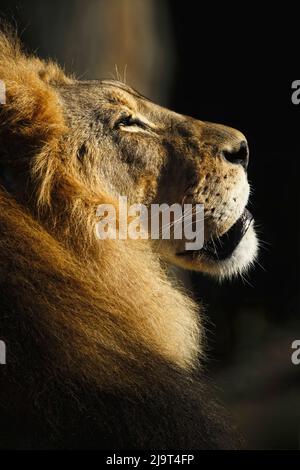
xmin=0 ymin=30 xmax=239 ymax=449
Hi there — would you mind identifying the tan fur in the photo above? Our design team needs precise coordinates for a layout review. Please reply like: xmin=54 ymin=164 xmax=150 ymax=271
xmin=0 ymin=29 xmax=257 ymax=394
xmin=0 ymin=30 xmax=201 ymax=383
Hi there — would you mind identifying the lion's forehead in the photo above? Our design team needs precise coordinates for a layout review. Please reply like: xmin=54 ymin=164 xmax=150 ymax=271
xmin=58 ymin=79 xmax=184 ymax=129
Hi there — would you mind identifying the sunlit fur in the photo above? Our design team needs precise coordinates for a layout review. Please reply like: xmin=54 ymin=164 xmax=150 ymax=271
xmin=0 ymin=30 xmax=246 ymax=449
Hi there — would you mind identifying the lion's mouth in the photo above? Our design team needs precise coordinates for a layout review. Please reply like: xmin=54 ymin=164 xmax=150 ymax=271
xmin=177 ymin=208 xmax=253 ymax=261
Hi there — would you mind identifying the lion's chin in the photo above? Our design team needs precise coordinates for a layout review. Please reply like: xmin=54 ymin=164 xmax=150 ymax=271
xmin=175 ymin=212 xmax=258 ymax=280
xmin=197 ymin=222 xmax=258 ymax=280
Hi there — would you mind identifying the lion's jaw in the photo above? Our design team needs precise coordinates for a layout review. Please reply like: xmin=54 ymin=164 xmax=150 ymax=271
xmin=161 ymin=156 xmax=258 ymax=280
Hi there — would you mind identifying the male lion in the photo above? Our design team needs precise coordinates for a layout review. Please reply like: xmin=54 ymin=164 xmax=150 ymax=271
xmin=0 ymin=31 xmax=257 ymax=449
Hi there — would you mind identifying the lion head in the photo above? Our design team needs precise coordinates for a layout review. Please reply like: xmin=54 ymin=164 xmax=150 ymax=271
xmin=0 ymin=40 xmax=257 ymax=281
xmin=57 ymin=79 xmax=258 ymax=279
xmin=0 ymin=25 xmax=258 ymax=284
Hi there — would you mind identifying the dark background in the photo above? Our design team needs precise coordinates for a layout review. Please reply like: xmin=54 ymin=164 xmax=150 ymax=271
xmin=0 ymin=0 xmax=299 ymax=449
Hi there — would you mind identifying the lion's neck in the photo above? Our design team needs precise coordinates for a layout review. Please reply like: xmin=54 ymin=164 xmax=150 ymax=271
xmin=81 ymin=236 xmax=202 ymax=370
xmin=41 ymin=201 xmax=202 ymax=372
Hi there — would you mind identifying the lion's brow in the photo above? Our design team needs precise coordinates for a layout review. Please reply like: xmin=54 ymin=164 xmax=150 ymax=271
xmin=100 ymin=80 xmax=152 ymax=103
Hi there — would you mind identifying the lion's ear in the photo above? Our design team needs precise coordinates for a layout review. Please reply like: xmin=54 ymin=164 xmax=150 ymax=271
xmin=0 ymin=30 xmax=69 ymax=143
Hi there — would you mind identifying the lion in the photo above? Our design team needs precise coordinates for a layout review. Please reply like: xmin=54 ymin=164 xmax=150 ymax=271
xmin=0 ymin=30 xmax=257 ymax=449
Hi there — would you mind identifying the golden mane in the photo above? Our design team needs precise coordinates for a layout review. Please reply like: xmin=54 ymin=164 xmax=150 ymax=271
xmin=0 ymin=30 xmax=202 ymax=394
xmin=0 ymin=30 xmax=242 ymax=450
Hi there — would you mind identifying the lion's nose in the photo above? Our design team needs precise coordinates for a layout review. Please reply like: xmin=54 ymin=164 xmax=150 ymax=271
xmin=222 ymin=140 xmax=249 ymax=170
xmin=199 ymin=122 xmax=249 ymax=171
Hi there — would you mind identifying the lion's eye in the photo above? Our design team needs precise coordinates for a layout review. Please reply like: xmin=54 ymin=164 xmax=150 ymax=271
xmin=114 ymin=114 xmax=147 ymax=130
